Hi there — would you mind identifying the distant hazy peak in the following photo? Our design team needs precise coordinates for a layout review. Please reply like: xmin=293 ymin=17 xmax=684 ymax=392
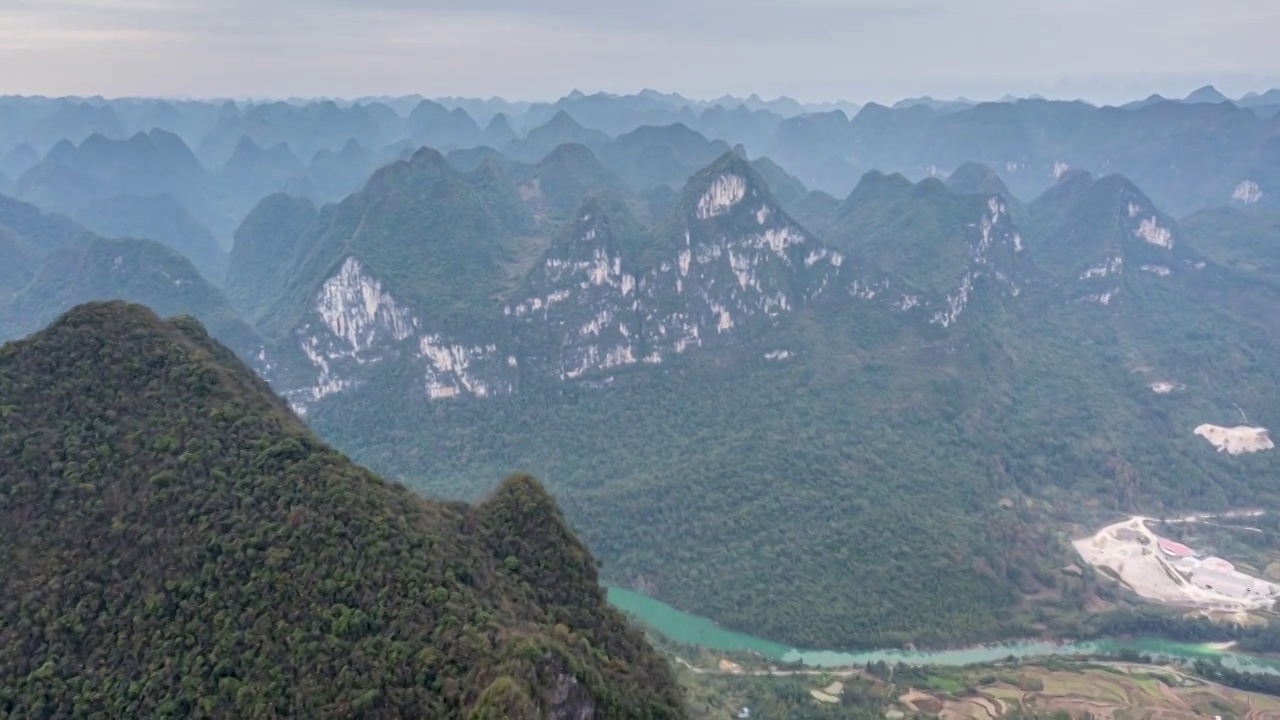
xmin=1185 ymin=84 xmax=1229 ymax=104
xmin=947 ymin=162 xmax=1014 ymax=199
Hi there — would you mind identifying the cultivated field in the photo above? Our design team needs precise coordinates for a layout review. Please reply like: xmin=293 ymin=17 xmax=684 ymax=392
xmin=898 ymin=664 xmax=1280 ymax=720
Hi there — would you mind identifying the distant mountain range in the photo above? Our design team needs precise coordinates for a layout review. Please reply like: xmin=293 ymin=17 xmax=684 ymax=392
xmin=4 ymin=85 xmax=1278 ymax=233
xmin=198 ymin=145 xmax=1280 ymax=648
xmin=2 ymin=87 xmax=1280 ymax=652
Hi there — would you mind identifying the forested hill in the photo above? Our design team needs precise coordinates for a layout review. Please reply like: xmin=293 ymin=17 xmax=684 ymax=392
xmin=0 ymin=301 xmax=684 ymax=720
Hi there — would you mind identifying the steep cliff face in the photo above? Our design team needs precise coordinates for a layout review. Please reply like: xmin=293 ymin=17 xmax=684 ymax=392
xmin=271 ymin=151 xmax=857 ymax=409
xmin=810 ymin=172 xmax=1030 ymax=331
xmin=504 ymin=153 xmax=847 ymax=381
xmin=250 ymin=150 xmax=1102 ymax=414
xmin=289 ymin=255 xmax=517 ymax=410
xmin=249 ymin=148 xmax=531 ymax=412
xmin=260 ymin=151 xmax=1062 ymax=412
xmin=1026 ymin=171 xmax=1194 ymax=306
xmin=214 ymin=141 xmax=1280 ymax=655
xmin=921 ymin=192 xmax=1027 ymax=328
xmin=507 ymin=194 xmax=653 ymax=380
xmin=639 ymin=155 xmax=841 ymax=358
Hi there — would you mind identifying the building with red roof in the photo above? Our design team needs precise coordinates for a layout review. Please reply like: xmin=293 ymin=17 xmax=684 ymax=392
xmin=1158 ymin=537 xmax=1194 ymax=557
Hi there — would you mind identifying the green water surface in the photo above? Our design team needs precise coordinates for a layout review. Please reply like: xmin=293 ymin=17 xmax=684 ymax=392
xmin=608 ymin=587 xmax=1280 ymax=673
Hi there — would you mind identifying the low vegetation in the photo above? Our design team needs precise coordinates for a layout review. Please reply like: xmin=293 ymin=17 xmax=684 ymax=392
xmin=674 ymin=656 xmax=1280 ymax=720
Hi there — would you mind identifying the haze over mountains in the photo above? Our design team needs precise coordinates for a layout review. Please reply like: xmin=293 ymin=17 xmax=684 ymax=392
xmin=3 ymin=83 xmax=1280 ymax=661
xmin=3 ymin=83 xmax=1277 ymax=246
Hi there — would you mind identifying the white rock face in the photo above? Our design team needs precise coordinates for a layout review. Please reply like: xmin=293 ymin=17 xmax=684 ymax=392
xmin=508 ymin=198 xmax=841 ymax=381
xmin=296 ymin=336 xmax=355 ymax=408
xmin=1149 ymin=381 xmax=1179 ymax=394
xmin=1134 ymin=217 xmax=1173 ymax=249
xmin=1140 ymin=265 xmax=1172 ymax=277
xmin=419 ymin=336 xmax=508 ymax=399
xmin=292 ymin=256 xmax=513 ymax=409
xmin=313 ymin=257 xmax=417 ymax=351
xmin=1081 ymin=257 xmax=1124 ymax=280
xmin=696 ymin=174 xmax=746 ymax=219
xmin=1233 ymin=180 xmax=1263 ymax=205
xmin=911 ymin=197 xmax=1026 ymax=327
xmin=1052 ymin=161 xmax=1070 ymax=179
xmin=1195 ymin=424 xmax=1275 ymax=455
xmin=931 ymin=273 xmax=974 ymax=328
xmin=286 ymin=176 xmax=1044 ymax=401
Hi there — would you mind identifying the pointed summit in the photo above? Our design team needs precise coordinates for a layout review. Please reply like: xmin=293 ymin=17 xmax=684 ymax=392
xmin=1027 ymin=172 xmax=1183 ymax=287
xmin=514 ymin=143 xmax=628 ymax=224
xmin=482 ymin=112 xmax=516 ymax=146
xmin=749 ymin=156 xmax=808 ymax=207
xmin=227 ymin=193 xmax=318 ymax=321
xmin=0 ymin=302 xmax=682 ymax=719
xmin=476 ymin=474 xmax=606 ymax=623
xmin=407 ymin=98 xmax=450 ymax=128
xmin=676 ymin=150 xmax=781 ymax=223
xmin=1123 ymin=93 xmax=1169 ymax=109
xmin=408 ymin=100 xmax=482 ymax=148
xmin=513 ymin=111 xmax=609 ymax=162
xmin=337 ymin=137 xmax=367 ymax=161
xmin=44 ymin=139 xmax=76 ymax=164
xmin=1 ymin=142 xmax=39 ymax=178
xmin=220 ymin=136 xmax=304 ymax=209
xmin=947 ymin=162 xmax=1014 ymax=199
xmin=827 ymin=170 xmax=1026 ymax=300
xmin=542 ymin=110 xmax=586 ymax=133
xmin=356 ymin=145 xmax=457 ymax=196
xmin=1185 ymin=84 xmax=1230 ymax=104
xmin=226 ymin=134 xmax=264 ymax=162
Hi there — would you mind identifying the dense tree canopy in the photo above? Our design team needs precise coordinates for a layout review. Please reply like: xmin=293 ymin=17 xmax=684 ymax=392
xmin=0 ymin=301 xmax=684 ymax=720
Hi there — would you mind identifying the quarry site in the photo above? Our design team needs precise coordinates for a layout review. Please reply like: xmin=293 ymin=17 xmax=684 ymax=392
xmin=1194 ymin=424 xmax=1275 ymax=455
xmin=1074 ymin=516 xmax=1280 ymax=612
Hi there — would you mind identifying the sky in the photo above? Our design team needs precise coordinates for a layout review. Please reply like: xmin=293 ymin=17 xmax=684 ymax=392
xmin=3 ymin=0 xmax=1280 ymax=104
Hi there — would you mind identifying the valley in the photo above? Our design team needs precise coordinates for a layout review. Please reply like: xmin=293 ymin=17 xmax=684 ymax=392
xmin=609 ymin=585 xmax=1280 ymax=673
xmin=7 ymin=0 xmax=1280 ymax=715
xmin=4 ymin=81 xmax=1280 ymax=717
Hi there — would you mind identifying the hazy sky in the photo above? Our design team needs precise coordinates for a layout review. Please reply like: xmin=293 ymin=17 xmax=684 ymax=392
xmin=4 ymin=0 xmax=1279 ymax=104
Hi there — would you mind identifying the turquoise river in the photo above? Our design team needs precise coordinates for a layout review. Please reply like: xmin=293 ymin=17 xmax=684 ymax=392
xmin=608 ymin=587 xmax=1280 ymax=674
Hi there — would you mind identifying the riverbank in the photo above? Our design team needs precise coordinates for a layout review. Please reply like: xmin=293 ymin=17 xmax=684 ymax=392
xmin=607 ymin=586 xmax=1280 ymax=673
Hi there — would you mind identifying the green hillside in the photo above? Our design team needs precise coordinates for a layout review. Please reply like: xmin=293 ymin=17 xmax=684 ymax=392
xmin=0 ymin=302 xmax=684 ymax=720
xmin=283 ymin=159 xmax=1280 ymax=652
xmin=255 ymin=147 xmax=534 ymax=340
xmin=0 ymin=236 xmax=260 ymax=359
xmin=74 ymin=193 xmax=228 ymax=284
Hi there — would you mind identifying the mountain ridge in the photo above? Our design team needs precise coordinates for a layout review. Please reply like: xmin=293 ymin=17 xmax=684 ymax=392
xmin=0 ymin=300 xmax=685 ymax=719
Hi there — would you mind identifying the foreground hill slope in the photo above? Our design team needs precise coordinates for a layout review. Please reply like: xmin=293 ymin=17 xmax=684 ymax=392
xmin=0 ymin=302 xmax=683 ymax=720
